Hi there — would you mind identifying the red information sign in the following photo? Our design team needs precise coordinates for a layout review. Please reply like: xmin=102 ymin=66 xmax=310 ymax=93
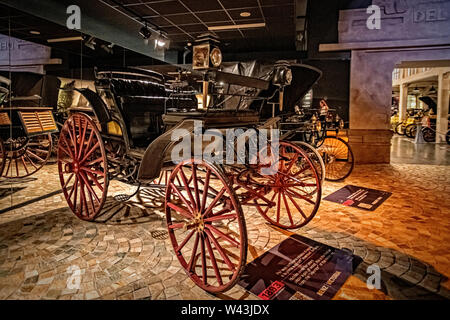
xmin=258 ymin=281 xmax=285 ymax=300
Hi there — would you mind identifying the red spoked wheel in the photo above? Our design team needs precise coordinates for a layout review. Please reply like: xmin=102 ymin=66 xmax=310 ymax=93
xmin=165 ymin=158 xmax=247 ymax=293
xmin=57 ymin=113 xmax=109 ymax=221
xmin=1 ymin=134 xmax=52 ymax=178
xmin=240 ymin=140 xmax=321 ymax=229
xmin=151 ymin=169 xmax=177 ymax=186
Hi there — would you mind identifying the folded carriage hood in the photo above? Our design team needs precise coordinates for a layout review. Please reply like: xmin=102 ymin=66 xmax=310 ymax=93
xmin=220 ymin=61 xmax=322 ymax=112
xmin=419 ymin=96 xmax=437 ymax=111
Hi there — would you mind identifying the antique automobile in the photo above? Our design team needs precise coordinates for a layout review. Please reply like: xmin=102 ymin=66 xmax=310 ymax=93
xmin=279 ymin=95 xmax=354 ymax=181
xmin=57 ymin=35 xmax=324 ymax=293
xmin=0 ymin=75 xmax=57 ymax=178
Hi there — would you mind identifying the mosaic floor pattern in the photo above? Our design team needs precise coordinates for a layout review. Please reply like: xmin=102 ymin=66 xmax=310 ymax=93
xmin=0 ymin=161 xmax=449 ymax=300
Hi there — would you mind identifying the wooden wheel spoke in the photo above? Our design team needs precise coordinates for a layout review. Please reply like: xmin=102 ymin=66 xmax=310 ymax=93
xmin=205 ymin=224 xmax=239 ymax=248
xmin=284 ymin=153 xmax=300 ymax=173
xmin=67 ymin=121 xmax=77 ymax=156
xmin=15 ymin=158 xmax=19 ymax=176
xmin=60 ymin=134 xmax=75 ymax=158
xmin=63 ymin=173 xmax=75 ymax=189
xmin=204 ymin=233 xmax=223 ymax=286
xmin=281 ymin=192 xmax=294 ymax=226
xmin=187 ymin=233 xmax=200 ymax=273
xmin=178 ymin=168 xmax=197 ymax=211
xmin=77 ymin=117 xmax=88 ymax=159
xmin=25 ymin=153 xmax=37 ymax=169
xmin=79 ymin=141 xmax=100 ymax=164
xmin=79 ymin=171 xmax=100 ymax=204
xmin=86 ymin=157 xmax=103 ymax=166
xmin=175 ymin=229 xmax=196 ymax=252
xmin=168 ymin=223 xmax=185 ymax=230
xmin=167 ymin=202 xmax=193 ymax=219
xmin=255 ymin=191 xmax=277 ymax=217
xmin=204 ymin=213 xmax=236 ymax=223
xmin=26 ymin=150 xmax=45 ymax=162
xmin=202 ymin=187 xmax=226 ymax=218
xmin=200 ymin=169 xmax=211 ymax=213
xmin=192 ymin=164 xmax=201 ymax=211
xmin=286 ymin=188 xmax=315 ymax=205
xmin=276 ymin=191 xmax=281 ymax=223
xmin=204 ymin=229 xmax=235 ymax=272
xmin=170 ymin=182 xmax=194 ymax=213
xmin=85 ymin=171 xmax=104 ymax=192
xmin=72 ymin=175 xmax=79 ymax=213
xmin=80 ymin=166 xmax=104 ymax=176
xmin=20 ymin=157 xmax=29 ymax=175
xmin=286 ymin=192 xmax=308 ymax=220
xmin=200 ymin=235 xmax=207 ymax=285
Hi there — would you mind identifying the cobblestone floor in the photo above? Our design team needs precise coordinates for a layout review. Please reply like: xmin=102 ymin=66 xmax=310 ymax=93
xmin=0 ymin=161 xmax=449 ymax=300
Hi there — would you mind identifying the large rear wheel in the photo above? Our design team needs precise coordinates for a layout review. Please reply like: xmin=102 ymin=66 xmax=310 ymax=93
xmin=240 ymin=140 xmax=321 ymax=230
xmin=57 ymin=113 xmax=109 ymax=221
xmin=165 ymin=158 xmax=247 ymax=293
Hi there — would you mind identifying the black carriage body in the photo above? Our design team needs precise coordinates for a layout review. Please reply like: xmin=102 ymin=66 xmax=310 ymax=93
xmin=71 ymin=63 xmax=323 ymax=184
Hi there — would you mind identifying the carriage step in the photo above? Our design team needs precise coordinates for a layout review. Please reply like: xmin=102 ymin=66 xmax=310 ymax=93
xmin=113 ymin=194 xmax=133 ymax=202
xmin=113 ymin=183 xmax=141 ymax=202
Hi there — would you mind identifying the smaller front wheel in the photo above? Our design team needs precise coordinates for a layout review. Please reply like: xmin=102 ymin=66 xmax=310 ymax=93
xmin=165 ymin=158 xmax=247 ymax=293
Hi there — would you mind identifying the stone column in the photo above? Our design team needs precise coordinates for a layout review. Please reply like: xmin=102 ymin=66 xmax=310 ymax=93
xmin=436 ymin=72 xmax=450 ymax=143
xmin=348 ymin=50 xmax=394 ymax=164
xmin=399 ymin=83 xmax=409 ymax=121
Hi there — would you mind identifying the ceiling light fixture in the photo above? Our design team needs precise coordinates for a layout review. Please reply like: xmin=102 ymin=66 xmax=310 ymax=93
xmin=29 ymin=30 xmax=40 ymax=35
xmin=84 ymin=36 xmax=97 ymax=50
xmin=47 ymin=36 xmax=83 ymax=43
xmin=240 ymin=12 xmax=251 ymax=17
xmin=208 ymin=23 xmax=266 ymax=31
xmin=139 ymin=24 xmax=152 ymax=40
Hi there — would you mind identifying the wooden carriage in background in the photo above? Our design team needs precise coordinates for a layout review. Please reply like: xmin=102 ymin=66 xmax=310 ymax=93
xmin=0 ymin=75 xmax=57 ymax=178
xmin=56 ymin=50 xmax=329 ymax=293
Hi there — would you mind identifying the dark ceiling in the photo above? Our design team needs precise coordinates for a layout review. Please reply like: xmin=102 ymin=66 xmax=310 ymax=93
xmin=0 ymin=3 xmax=164 ymax=70
xmin=103 ymin=0 xmax=296 ymax=52
xmin=1 ymin=0 xmax=297 ymax=55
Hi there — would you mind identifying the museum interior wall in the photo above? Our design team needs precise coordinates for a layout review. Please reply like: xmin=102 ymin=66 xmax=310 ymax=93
xmin=320 ymin=0 xmax=450 ymax=163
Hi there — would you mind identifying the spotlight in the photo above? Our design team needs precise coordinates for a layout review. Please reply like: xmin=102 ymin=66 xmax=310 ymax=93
xmin=101 ymin=43 xmax=114 ymax=54
xmin=153 ymin=32 xmax=169 ymax=49
xmin=84 ymin=36 xmax=96 ymax=50
xmin=155 ymin=38 xmax=166 ymax=47
xmin=139 ymin=25 xmax=152 ymax=40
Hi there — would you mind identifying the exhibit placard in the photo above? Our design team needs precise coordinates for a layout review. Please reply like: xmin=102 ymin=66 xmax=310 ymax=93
xmin=324 ymin=185 xmax=392 ymax=211
xmin=238 ymin=235 xmax=359 ymax=300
